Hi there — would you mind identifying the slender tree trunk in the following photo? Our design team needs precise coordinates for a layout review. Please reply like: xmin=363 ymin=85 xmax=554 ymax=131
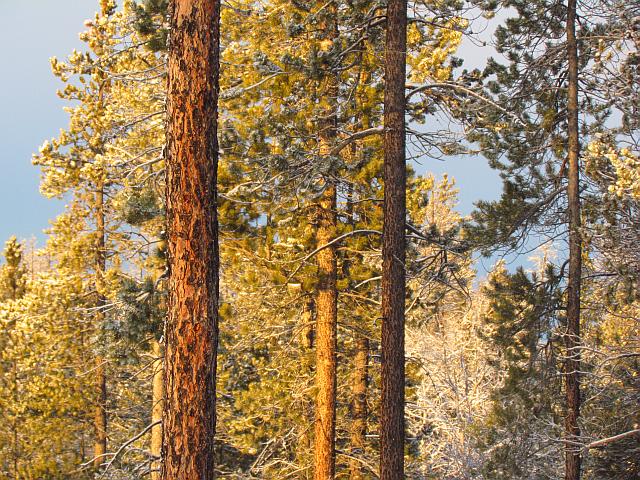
xmin=314 ymin=182 xmax=338 ymax=480
xmin=161 ymin=0 xmax=220 ymax=478
xmin=94 ymin=185 xmax=108 ymax=470
xmin=151 ymin=339 xmax=164 ymax=480
xmin=380 ymin=0 xmax=407 ymax=476
xmin=349 ymin=333 xmax=368 ymax=480
xmin=93 ymin=13 xmax=110 ymax=459
xmin=565 ymin=0 xmax=582 ymax=478
xmin=314 ymin=7 xmax=339 ymax=478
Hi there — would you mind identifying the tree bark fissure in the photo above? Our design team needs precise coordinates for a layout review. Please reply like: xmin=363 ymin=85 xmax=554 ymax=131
xmin=161 ymin=0 xmax=221 ymax=478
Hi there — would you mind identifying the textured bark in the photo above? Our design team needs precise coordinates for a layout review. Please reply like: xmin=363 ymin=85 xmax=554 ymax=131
xmin=314 ymin=183 xmax=338 ymax=480
xmin=380 ymin=0 xmax=407 ymax=476
xmin=94 ymin=185 xmax=108 ymax=470
xmin=151 ymin=340 xmax=164 ymax=480
xmin=314 ymin=8 xmax=339 ymax=478
xmin=565 ymin=0 xmax=582 ymax=478
xmin=349 ymin=334 xmax=369 ymax=480
xmin=161 ymin=1 xmax=220 ymax=479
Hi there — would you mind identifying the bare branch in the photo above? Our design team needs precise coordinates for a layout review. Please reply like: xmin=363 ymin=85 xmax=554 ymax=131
xmin=586 ymin=429 xmax=640 ymax=449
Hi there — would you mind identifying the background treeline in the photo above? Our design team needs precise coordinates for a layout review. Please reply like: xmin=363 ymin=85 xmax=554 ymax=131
xmin=0 ymin=0 xmax=638 ymax=478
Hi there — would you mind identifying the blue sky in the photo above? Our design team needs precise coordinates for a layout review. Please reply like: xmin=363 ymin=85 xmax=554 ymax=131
xmin=0 ymin=1 xmax=503 ymax=253
xmin=0 ymin=0 xmax=98 ymax=243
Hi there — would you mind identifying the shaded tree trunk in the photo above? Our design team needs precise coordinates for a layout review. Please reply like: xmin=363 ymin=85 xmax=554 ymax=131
xmin=349 ymin=333 xmax=368 ymax=480
xmin=161 ymin=0 xmax=220 ymax=478
xmin=151 ymin=339 xmax=164 ymax=480
xmin=94 ymin=184 xmax=108 ymax=470
xmin=565 ymin=0 xmax=582 ymax=478
xmin=380 ymin=0 xmax=407 ymax=476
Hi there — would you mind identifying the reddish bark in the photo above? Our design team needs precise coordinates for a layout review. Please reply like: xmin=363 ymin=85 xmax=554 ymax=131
xmin=314 ymin=184 xmax=338 ymax=480
xmin=161 ymin=1 xmax=221 ymax=478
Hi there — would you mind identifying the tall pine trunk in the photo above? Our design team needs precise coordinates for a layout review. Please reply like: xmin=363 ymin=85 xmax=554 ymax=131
xmin=161 ymin=0 xmax=220 ymax=478
xmin=314 ymin=183 xmax=338 ymax=479
xmin=565 ymin=0 xmax=582 ymax=478
xmin=314 ymin=7 xmax=339 ymax=478
xmin=314 ymin=185 xmax=338 ymax=480
xmin=380 ymin=0 xmax=407 ymax=476
xmin=94 ymin=184 xmax=108 ymax=469
xmin=151 ymin=339 xmax=164 ymax=480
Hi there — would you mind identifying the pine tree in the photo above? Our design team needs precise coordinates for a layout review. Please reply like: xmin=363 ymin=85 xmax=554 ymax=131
xmin=313 ymin=5 xmax=340 ymax=479
xmin=32 ymin=2 xmax=126 ymax=469
xmin=15 ymin=0 xmax=639 ymax=477
xmin=462 ymin=0 xmax=628 ymax=476
xmin=0 ymin=237 xmax=93 ymax=478
xmin=564 ymin=0 xmax=582 ymax=476
xmin=0 ymin=237 xmax=27 ymax=479
xmin=479 ymin=261 xmax=566 ymax=479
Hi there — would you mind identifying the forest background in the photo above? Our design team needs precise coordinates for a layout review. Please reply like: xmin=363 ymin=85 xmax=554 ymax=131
xmin=0 ymin=0 xmax=638 ymax=479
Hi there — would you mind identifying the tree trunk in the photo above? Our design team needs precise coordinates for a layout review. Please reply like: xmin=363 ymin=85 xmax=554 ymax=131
xmin=565 ymin=0 xmax=582 ymax=478
xmin=380 ymin=0 xmax=407 ymax=476
xmin=161 ymin=0 xmax=220 ymax=478
xmin=314 ymin=8 xmax=339 ymax=478
xmin=349 ymin=333 xmax=368 ymax=480
xmin=151 ymin=339 xmax=164 ymax=480
xmin=94 ymin=185 xmax=108 ymax=470
xmin=314 ymin=183 xmax=338 ymax=480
